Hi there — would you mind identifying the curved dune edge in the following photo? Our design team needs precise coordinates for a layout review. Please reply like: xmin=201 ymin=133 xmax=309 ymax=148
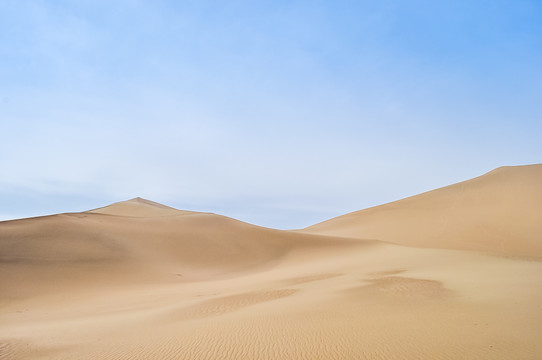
xmin=87 ymin=197 xmax=197 ymax=217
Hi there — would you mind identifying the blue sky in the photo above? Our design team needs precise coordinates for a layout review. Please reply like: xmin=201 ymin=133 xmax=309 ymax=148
xmin=1 ymin=0 xmax=541 ymax=228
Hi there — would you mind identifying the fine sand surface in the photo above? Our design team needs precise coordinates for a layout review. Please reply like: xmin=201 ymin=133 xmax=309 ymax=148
xmin=1 ymin=164 xmax=541 ymax=359
xmin=303 ymin=164 xmax=542 ymax=257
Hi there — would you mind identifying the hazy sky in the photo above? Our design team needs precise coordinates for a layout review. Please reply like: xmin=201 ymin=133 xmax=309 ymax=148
xmin=1 ymin=0 xmax=541 ymax=228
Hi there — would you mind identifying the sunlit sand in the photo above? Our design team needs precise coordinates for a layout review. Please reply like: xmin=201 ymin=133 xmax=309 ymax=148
xmin=1 ymin=164 xmax=541 ymax=359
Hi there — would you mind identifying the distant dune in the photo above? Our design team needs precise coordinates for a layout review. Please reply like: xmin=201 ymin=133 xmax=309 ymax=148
xmin=1 ymin=164 xmax=541 ymax=359
xmin=0 ymin=197 xmax=359 ymax=299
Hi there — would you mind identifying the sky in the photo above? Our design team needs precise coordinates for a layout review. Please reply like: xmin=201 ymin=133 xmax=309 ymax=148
xmin=1 ymin=0 xmax=541 ymax=229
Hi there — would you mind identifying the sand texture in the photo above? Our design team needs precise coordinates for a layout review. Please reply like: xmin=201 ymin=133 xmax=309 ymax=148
xmin=1 ymin=164 xmax=541 ymax=359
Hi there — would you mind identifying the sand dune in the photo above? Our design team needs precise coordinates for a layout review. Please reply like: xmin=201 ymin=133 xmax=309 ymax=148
xmin=1 ymin=165 xmax=541 ymax=359
xmin=0 ymin=198 xmax=359 ymax=300
xmin=303 ymin=164 xmax=542 ymax=257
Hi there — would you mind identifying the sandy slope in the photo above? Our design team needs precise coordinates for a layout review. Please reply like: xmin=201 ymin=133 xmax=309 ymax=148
xmin=1 ymin=165 xmax=541 ymax=359
xmin=0 ymin=198 xmax=359 ymax=300
xmin=303 ymin=164 xmax=542 ymax=257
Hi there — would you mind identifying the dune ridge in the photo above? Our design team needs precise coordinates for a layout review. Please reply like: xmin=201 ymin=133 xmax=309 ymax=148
xmin=87 ymin=197 xmax=195 ymax=217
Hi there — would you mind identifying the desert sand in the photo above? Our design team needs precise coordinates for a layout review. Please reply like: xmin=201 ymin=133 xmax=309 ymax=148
xmin=1 ymin=164 xmax=541 ymax=359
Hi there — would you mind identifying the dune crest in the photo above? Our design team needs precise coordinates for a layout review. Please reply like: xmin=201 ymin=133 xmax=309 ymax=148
xmin=87 ymin=197 xmax=194 ymax=217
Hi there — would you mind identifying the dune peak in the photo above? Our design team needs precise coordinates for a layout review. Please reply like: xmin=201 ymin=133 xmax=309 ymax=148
xmin=87 ymin=197 xmax=190 ymax=217
xmin=124 ymin=197 xmax=170 ymax=207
